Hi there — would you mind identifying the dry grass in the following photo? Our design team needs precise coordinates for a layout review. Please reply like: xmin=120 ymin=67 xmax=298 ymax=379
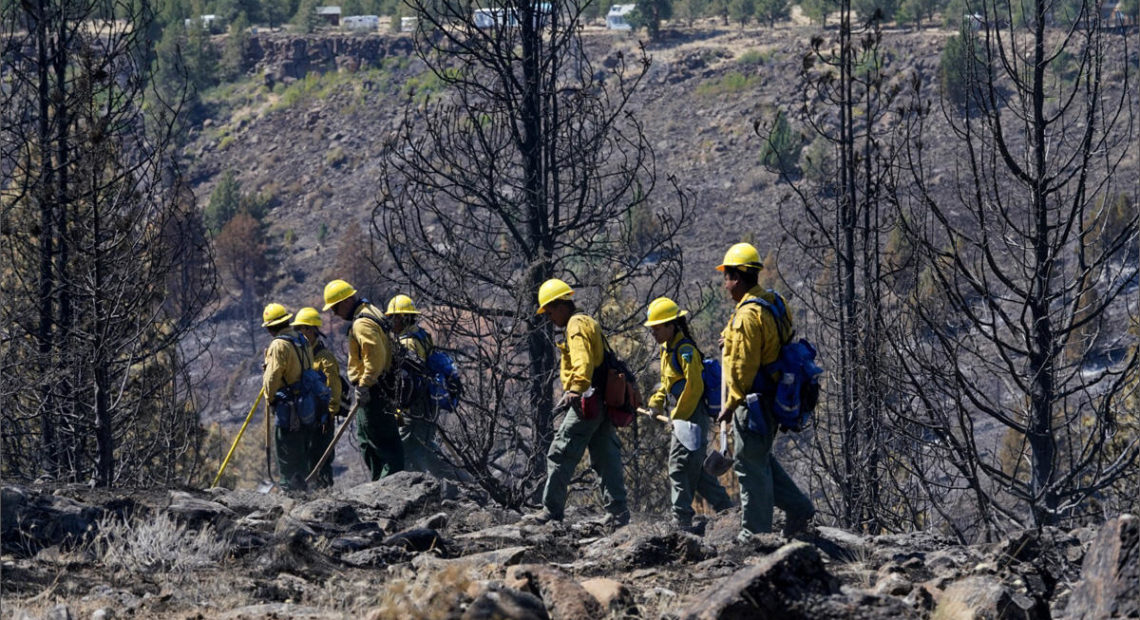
xmin=364 ymin=563 xmax=475 ymax=619
xmin=931 ymin=597 xmax=974 ymax=620
xmin=92 ymin=511 xmax=232 ymax=574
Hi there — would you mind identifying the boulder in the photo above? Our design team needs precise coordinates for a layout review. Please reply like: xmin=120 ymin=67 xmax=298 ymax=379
xmin=938 ymin=575 xmax=1041 ymax=620
xmin=463 ymin=586 xmax=549 ymax=620
xmin=337 ymin=471 xmax=441 ymax=521
xmin=616 ymin=530 xmax=715 ymax=567
xmin=505 ymin=564 xmax=604 ymax=620
xmin=1064 ymin=514 xmax=1138 ymax=619
xmin=166 ymin=491 xmax=236 ymax=528
xmin=1 ymin=485 xmax=102 ymax=555
xmin=290 ymin=498 xmax=359 ymax=527
xmin=413 ymin=546 xmax=531 ymax=572
xmin=341 ymin=546 xmax=408 ymax=568
xmin=580 ymin=577 xmax=636 ymax=615
xmin=382 ymin=527 xmax=445 ymax=553
xmin=680 ymin=542 xmax=840 ymax=619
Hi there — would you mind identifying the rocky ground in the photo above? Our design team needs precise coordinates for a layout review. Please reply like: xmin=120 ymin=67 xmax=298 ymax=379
xmin=2 ymin=474 xmax=1136 ymax=619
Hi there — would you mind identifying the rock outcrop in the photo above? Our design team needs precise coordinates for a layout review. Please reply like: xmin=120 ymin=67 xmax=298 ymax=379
xmin=1 ymin=480 xmax=1131 ymax=619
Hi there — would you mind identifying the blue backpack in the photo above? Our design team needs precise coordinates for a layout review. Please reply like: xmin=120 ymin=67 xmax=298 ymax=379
xmin=273 ymin=334 xmax=333 ymax=428
xmin=407 ymin=328 xmax=464 ymax=412
xmin=668 ymin=340 xmax=724 ymax=413
xmin=744 ymin=292 xmax=823 ymax=432
xmin=426 ymin=349 xmax=463 ymax=412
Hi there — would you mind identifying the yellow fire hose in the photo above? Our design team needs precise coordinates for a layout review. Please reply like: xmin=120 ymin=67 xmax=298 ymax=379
xmin=210 ymin=388 xmax=264 ymax=488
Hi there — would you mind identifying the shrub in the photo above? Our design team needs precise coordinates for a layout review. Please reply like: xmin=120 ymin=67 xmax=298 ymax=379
xmin=758 ymin=109 xmax=802 ymax=178
xmin=325 ymin=147 xmax=347 ymax=168
xmin=94 ymin=512 xmax=230 ymax=574
xmin=694 ymin=72 xmax=758 ymax=97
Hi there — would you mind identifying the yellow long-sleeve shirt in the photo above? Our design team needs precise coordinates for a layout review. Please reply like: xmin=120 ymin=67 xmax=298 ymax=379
xmin=348 ymin=303 xmax=392 ymax=388
xmin=396 ymin=325 xmax=432 ymax=362
xmin=648 ymin=332 xmax=704 ymax=421
xmin=557 ymin=313 xmax=604 ymax=394
xmin=721 ymin=286 xmax=791 ymax=413
xmin=263 ymin=328 xmax=309 ymax=405
xmin=312 ymin=340 xmax=342 ymax=418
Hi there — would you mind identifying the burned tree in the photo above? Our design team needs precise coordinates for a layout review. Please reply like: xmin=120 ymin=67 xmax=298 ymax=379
xmin=375 ymin=0 xmax=688 ymax=506
xmin=894 ymin=1 xmax=1138 ymax=532
xmin=1 ymin=0 xmax=215 ymax=486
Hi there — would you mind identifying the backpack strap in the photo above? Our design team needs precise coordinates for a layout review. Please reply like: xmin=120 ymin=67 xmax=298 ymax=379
xmin=668 ymin=338 xmax=698 ymax=374
xmin=740 ymin=291 xmax=794 ymax=346
xmin=406 ymin=326 xmax=434 ymax=357
xmin=274 ymin=333 xmax=312 ymax=387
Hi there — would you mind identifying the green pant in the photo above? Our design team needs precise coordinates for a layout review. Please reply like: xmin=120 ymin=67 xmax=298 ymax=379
xmin=542 ymin=402 xmax=628 ymax=520
xmin=356 ymin=390 xmax=404 ymax=481
xmin=399 ymin=397 xmax=453 ymax=477
xmin=309 ymin=418 xmax=335 ymax=489
xmin=275 ymin=426 xmax=311 ymax=489
xmin=732 ymin=403 xmax=814 ymax=536
xmin=669 ymin=403 xmax=733 ymax=524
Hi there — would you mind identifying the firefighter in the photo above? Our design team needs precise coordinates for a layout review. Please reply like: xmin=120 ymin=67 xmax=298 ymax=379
xmin=715 ymin=243 xmax=815 ymax=541
xmin=644 ymin=297 xmax=734 ymax=530
xmin=526 ymin=278 xmax=629 ymax=527
xmin=386 ymin=294 xmax=451 ymax=477
xmin=323 ymin=280 xmax=404 ymax=480
xmin=261 ymin=303 xmax=313 ymax=490
xmin=291 ymin=307 xmax=341 ymax=488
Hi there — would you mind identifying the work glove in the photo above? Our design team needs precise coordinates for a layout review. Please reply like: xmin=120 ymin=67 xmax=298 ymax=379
xmin=716 ymin=405 xmax=733 ymax=424
xmin=556 ymin=390 xmax=580 ymax=412
xmin=354 ymin=385 xmax=372 ymax=407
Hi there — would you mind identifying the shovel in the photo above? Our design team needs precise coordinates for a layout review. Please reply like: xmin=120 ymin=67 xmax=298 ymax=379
xmin=703 ymin=422 xmax=734 ymax=477
xmin=637 ymin=406 xmax=703 ymax=452
xmin=703 ymin=354 xmax=734 ymax=477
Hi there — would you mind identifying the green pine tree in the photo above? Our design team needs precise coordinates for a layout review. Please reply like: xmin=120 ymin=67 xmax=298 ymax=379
xmin=759 ymin=109 xmax=801 ymax=178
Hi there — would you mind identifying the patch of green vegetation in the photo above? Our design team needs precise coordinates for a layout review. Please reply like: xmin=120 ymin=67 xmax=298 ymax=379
xmin=695 ymin=72 xmax=759 ymax=97
xmin=325 ymin=146 xmax=347 ymax=168
xmin=737 ymin=48 xmax=778 ymax=67
xmin=200 ymin=74 xmax=269 ymax=118
xmin=218 ymin=134 xmax=235 ymax=150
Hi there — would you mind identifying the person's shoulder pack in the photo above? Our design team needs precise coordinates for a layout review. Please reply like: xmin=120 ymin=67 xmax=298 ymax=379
xmin=405 ymin=327 xmax=463 ymax=412
xmin=353 ymin=310 xmax=428 ymax=409
xmin=314 ymin=340 xmax=352 ymax=418
xmin=742 ymin=290 xmax=823 ymax=432
xmin=426 ymin=348 xmax=463 ymax=412
xmin=273 ymin=333 xmax=332 ymax=428
xmin=590 ymin=334 xmax=643 ymax=428
xmin=668 ymin=339 xmax=723 ymax=413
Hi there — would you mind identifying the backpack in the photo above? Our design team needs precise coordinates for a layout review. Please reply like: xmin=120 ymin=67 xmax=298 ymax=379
xmin=590 ymin=335 xmax=642 ymax=428
xmin=406 ymin=328 xmax=464 ymax=412
xmin=426 ymin=349 xmax=463 ymax=412
xmin=668 ymin=340 xmax=724 ymax=413
xmin=273 ymin=333 xmax=332 ymax=429
xmin=313 ymin=340 xmax=352 ymax=418
xmin=352 ymin=310 xmax=430 ymax=409
xmin=743 ymin=291 xmax=823 ymax=432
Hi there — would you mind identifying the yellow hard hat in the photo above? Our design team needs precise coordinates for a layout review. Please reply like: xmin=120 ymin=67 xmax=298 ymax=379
xmin=322 ymin=279 xmax=357 ymax=311
xmin=536 ymin=278 xmax=574 ymax=314
xmin=291 ymin=307 xmax=322 ymax=328
xmin=644 ymin=297 xmax=688 ymax=327
xmin=386 ymin=294 xmax=420 ymax=315
xmin=262 ymin=302 xmax=293 ymax=327
xmin=716 ymin=242 xmax=763 ymax=272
